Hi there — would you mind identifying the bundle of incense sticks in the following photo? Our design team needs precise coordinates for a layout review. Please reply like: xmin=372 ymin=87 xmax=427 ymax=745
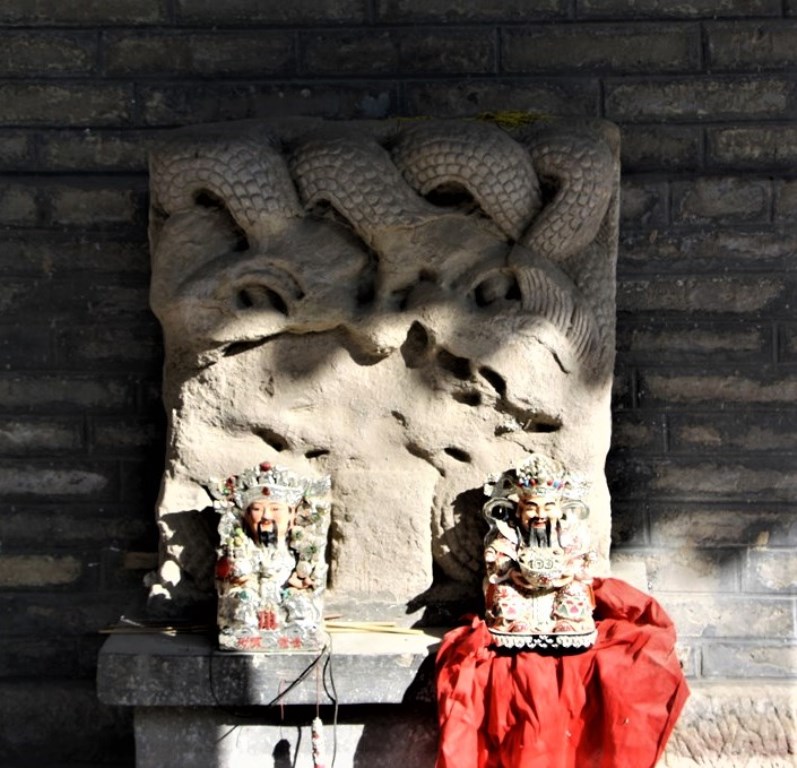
xmin=323 ymin=620 xmax=426 ymax=635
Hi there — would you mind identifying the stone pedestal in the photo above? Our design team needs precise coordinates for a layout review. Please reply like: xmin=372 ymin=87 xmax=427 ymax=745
xmin=97 ymin=630 xmax=441 ymax=768
xmin=97 ymin=627 xmax=796 ymax=768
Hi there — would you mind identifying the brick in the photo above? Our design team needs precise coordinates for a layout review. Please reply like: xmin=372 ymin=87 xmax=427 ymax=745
xmin=0 ymin=132 xmax=31 ymax=169
xmin=119 ymin=457 xmax=164 ymax=506
xmin=0 ymin=374 xmax=134 ymax=411
xmin=673 ymin=641 xmax=698 ymax=678
xmin=0 ymin=504 xmax=153 ymax=548
xmin=0 ymin=0 xmax=167 ymax=25
xmin=616 ymin=321 xmax=772 ymax=364
xmin=775 ymin=179 xmax=797 ymax=222
xmin=138 ymin=83 xmax=258 ymax=126
xmin=176 ymin=0 xmax=367 ymax=24
xmin=612 ymin=548 xmax=739 ymax=593
xmin=0 ymin=31 xmax=96 ymax=75
xmin=0 ymin=416 xmax=83 ymax=453
xmin=671 ymin=176 xmax=772 ymax=225
xmin=708 ymin=21 xmax=797 ymax=71
xmin=707 ymin=126 xmax=797 ymax=169
xmin=0 ymin=592 xmax=139 ymax=637
xmin=38 ymin=129 xmax=155 ymax=172
xmin=611 ymin=367 xmax=634 ymax=411
xmin=47 ymin=182 xmax=144 ymax=228
xmin=0 ymin=636 xmax=82 ymax=678
xmin=93 ymin=416 xmax=163 ymax=452
xmin=0 ymin=325 xmax=50 ymax=368
xmin=302 ymin=28 xmax=496 ymax=76
xmin=0 ymin=461 xmax=117 ymax=500
xmin=605 ymin=77 xmax=797 ymax=122
xmin=104 ymin=31 xmax=296 ymax=77
xmin=647 ymin=504 xmax=797 ymax=548
xmin=0 ymin=554 xmax=83 ymax=588
xmin=609 ymin=502 xmax=649 ymax=547
xmin=302 ymin=30 xmax=397 ymax=75
xmin=620 ymin=125 xmax=702 ymax=172
xmin=0 ymin=234 xmax=150 ymax=277
xmin=502 ymin=23 xmax=700 ymax=74
xmin=611 ymin=412 xmax=665 ymax=451
xmin=609 ymin=456 xmax=797 ymax=502
xmin=656 ymin=594 xmax=793 ymax=639
xmin=619 ymin=227 xmax=797 ymax=273
xmin=779 ymin=323 xmax=797 ymax=362
xmin=577 ymin=0 xmax=782 ymax=18
xmin=249 ymin=83 xmax=398 ymax=121
xmin=744 ymin=550 xmax=797 ymax=594
xmin=101 ymin=547 xmax=158 ymax=590
xmin=702 ymin=642 xmax=797 ymax=678
xmin=0 ymin=279 xmax=49 ymax=318
xmin=617 ymin=275 xmax=785 ymax=314
xmin=404 ymin=80 xmax=599 ymax=118
xmin=376 ymin=0 xmax=566 ymax=22
xmin=0 ymin=183 xmax=38 ymax=226
xmin=669 ymin=411 xmax=797 ymax=453
xmin=0 ymin=680 xmax=132 ymax=764
xmin=638 ymin=370 xmax=797 ymax=407
xmin=0 ymin=83 xmax=132 ymax=128
xmin=56 ymin=324 xmax=162 ymax=372
xmin=48 ymin=280 xmax=151 ymax=322
xmin=619 ymin=179 xmax=667 ymax=226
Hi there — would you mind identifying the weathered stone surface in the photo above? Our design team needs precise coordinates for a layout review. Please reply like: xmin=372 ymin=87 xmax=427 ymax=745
xmin=145 ymin=116 xmax=620 ymax=618
xmin=662 ymin=682 xmax=796 ymax=766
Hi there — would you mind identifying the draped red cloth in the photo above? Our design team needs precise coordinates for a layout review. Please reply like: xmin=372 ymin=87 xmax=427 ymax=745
xmin=435 ymin=578 xmax=689 ymax=768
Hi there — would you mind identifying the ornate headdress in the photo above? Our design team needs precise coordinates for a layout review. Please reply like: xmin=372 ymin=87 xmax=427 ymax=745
xmin=485 ymin=453 xmax=588 ymax=505
xmin=513 ymin=454 xmax=570 ymax=499
xmin=207 ymin=461 xmax=331 ymax=511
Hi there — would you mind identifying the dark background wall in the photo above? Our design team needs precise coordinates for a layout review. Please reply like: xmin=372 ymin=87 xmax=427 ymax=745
xmin=0 ymin=1 xmax=794 ymax=764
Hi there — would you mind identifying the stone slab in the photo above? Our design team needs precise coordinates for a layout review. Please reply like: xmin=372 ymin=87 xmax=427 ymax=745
xmin=97 ymin=629 xmax=442 ymax=707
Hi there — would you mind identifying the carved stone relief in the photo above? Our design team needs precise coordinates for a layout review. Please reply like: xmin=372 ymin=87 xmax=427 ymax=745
xmin=145 ymin=116 xmax=619 ymax=620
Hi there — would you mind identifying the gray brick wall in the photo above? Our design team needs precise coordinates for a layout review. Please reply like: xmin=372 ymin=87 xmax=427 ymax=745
xmin=0 ymin=2 xmax=794 ymax=764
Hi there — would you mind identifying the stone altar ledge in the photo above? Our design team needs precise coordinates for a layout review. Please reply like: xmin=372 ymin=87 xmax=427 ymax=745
xmin=97 ymin=628 xmax=443 ymax=709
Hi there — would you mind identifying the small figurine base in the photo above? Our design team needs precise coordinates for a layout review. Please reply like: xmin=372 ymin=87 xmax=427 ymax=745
xmin=488 ymin=628 xmax=598 ymax=651
xmin=219 ymin=627 xmax=327 ymax=653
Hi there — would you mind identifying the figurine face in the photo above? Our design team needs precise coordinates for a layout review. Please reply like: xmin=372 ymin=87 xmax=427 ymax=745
xmin=518 ymin=495 xmax=560 ymax=531
xmin=246 ymin=499 xmax=294 ymax=541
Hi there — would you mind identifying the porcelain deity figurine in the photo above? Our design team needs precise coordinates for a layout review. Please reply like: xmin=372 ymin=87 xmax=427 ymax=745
xmin=483 ymin=453 xmax=597 ymax=650
xmin=206 ymin=463 xmax=331 ymax=651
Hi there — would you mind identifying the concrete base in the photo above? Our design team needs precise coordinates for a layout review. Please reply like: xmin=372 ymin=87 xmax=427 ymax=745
xmin=98 ymin=630 xmax=796 ymax=768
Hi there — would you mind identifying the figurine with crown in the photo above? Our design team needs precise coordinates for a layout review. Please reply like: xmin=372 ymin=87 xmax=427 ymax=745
xmin=206 ymin=462 xmax=332 ymax=652
xmin=482 ymin=453 xmax=597 ymax=650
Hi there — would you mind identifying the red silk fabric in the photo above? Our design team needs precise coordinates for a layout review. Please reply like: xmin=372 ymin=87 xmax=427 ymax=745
xmin=435 ymin=578 xmax=689 ymax=768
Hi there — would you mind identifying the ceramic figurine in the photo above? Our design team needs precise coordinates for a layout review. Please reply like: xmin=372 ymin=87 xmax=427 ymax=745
xmin=483 ymin=453 xmax=597 ymax=650
xmin=207 ymin=462 xmax=331 ymax=651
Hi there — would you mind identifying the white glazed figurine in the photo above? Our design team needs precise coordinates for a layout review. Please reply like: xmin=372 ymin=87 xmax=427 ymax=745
xmin=207 ymin=462 xmax=331 ymax=651
xmin=483 ymin=454 xmax=597 ymax=650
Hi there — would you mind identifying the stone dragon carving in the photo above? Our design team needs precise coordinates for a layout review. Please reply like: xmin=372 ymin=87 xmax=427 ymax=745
xmin=146 ymin=117 xmax=619 ymax=618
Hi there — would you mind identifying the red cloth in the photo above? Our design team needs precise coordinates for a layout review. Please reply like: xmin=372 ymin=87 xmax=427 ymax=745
xmin=435 ymin=578 xmax=689 ymax=768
